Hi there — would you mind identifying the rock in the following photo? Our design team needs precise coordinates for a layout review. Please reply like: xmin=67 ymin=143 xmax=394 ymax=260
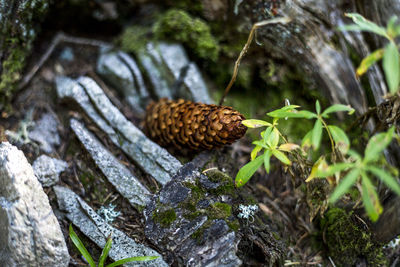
xmin=136 ymin=42 xmax=213 ymax=104
xmin=56 ymin=75 xmax=182 ymax=185
xmin=138 ymin=44 xmax=172 ymax=99
xmin=54 ymin=185 xmax=168 ymax=267
xmin=157 ymin=42 xmax=213 ymax=104
xmin=28 ymin=113 xmax=61 ymax=153
xmin=0 ymin=142 xmax=69 ymax=267
xmin=96 ymin=48 xmax=149 ymax=113
xmin=32 ymin=155 xmax=68 ymax=187
xmin=144 ymin=162 xmax=242 ymax=266
xmin=70 ymin=118 xmax=150 ymax=208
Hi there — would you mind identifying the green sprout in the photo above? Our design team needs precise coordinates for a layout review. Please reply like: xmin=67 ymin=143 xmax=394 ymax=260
xmin=69 ymin=225 xmax=158 ymax=267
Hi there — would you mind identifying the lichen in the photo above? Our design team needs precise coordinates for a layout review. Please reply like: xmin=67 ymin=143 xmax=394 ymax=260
xmin=320 ymin=208 xmax=387 ymax=266
xmin=153 ymin=9 xmax=219 ymax=61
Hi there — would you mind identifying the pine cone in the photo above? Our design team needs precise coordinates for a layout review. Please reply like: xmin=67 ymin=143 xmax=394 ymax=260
xmin=145 ymin=98 xmax=247 ymax=150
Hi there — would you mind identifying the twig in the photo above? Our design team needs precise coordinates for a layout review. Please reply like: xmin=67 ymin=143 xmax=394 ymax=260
xmin=18 ymin=32 xmax=111 ymax=90
xmin=219 ymin=16 xmax=292 ymax=106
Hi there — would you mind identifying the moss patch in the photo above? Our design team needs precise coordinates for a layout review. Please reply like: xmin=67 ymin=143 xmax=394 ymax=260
xmin=153 ymin=9 xmax=219 ymax=61
xmin=153 ymin=208 xmax=177 ymax=227
xmin=321 ymin=208 xmax=387 ymax=266
xmin=116 ymin=25 xmax=151 ymax=54
xmin=209 ymin=202 xmax=232 ymax=219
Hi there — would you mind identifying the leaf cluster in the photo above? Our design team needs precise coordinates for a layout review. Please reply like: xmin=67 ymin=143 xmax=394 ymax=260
xmin=236 ymin=99 xmax=400 ymax=221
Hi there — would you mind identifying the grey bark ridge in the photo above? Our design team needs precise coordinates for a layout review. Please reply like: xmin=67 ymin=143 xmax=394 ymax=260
xmin=144 ymin=162 xmax=242 ymax=267
xmin=96 ymin=48 xmax=149 ymax=113
xmin=0 ymin=142 xmax=69 ymax=267
xmin=56 ymin=76 xmax=182 ymax=185
xmin=54 ymin=185 xmax=167 ymax=267
xmin=70 ymin=118 xmax=150 ymax=208
xmin=33 ymin=154 xmax=68 ymax=187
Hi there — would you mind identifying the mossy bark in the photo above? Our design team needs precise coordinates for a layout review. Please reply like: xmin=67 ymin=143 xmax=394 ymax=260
xmin=0 ymin=0 xmax=49 ymax=112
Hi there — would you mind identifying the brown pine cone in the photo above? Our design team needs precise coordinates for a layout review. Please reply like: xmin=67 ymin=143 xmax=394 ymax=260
xmin=145 ymin=98 xmax=247 ymax=150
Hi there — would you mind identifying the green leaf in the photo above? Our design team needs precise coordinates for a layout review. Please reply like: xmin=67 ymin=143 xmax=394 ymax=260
xmin=306 ymin=156 xmax=329 ymax=182
xmin=316 ymin=162 xmax=354 ymax=177
xmin=315 ymin=100 xmax=321 ymax=114
xmin=99 ymin=237 xmax=113 ymax=267
xmin=242 ymin=119 xmax=272 ymax=128
xmin=235 ymin=155 xmax=264 ymax=187
xmin=69 ymin=225 xmax=96 ymax=267
xmin=329 ymin=168 xmax=360 ymax=203
xmin=252 ymin=140 xmax=268 ymax=149
xmin=347 ymin=149 xmax=362 ymax=161
xmin=267 ymin=106 xmax=316 ymax=119
xmin=367 ymin=166 xmax=400 ymax=196
xmin=267 ymin=110 xmax=304 ymax=118
xmin=387 ymin=16 xmax=398 ymax=37
xmin=264 ymin=150 xmax=272 ymax=173
xmin=278 ymin=143 xmax=300 ymax=152
xmin=267 ymin=128 xmax=280 ymax=148
xmin=364 ymin=127 xmax=395 ymax=163
xmin=251 ymin=145 xmax=263 ymax=161
xmin=297 ymin=110 xmax=318 ymax=119
xmin=383 ymin=41 xmax=400 ymax=93
xmin=327 ymin=125 xmax=350 ymax=154
xmin=312 ymin=119 xmax=323 ymax=150
xmin=106 ymin=256 xmax=159 ymax=267
xmin=344 ymin=13 xmax=390 ymax=39
xmin=271 ymin=149 xmax=291 ymax=165
xmin=361 ymin=172 xmax=382 ymax=222
xmin=356 ymin=49 xmax=384 ymax=76
xmin=322 ymin=104 xmax=355 ymax=117
xmin=278 ymin=105 xmax=301 ymax=111
xmin=263 ymin=127 xmax=273 ymax=144
xmin=301 ymin=130 xmax=313 ymax=150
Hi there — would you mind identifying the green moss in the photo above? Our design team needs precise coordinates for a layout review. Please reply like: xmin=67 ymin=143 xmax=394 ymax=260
xmin=191 ymin=228 xmax=204 ymax=244
xmin=205 ymin=169 xmax=236 ymax=196
xmin=0 ymin=41 xmax=26 ymax=111
xmin=153 ymin=208 xmax=177 ymax=227
xmin=321 ymin=208 xmax=387 ymax=266
xmin=153 ymin=9 xmax=219 ymax=61
xmin=227 ymin=220 xmax=240 ymax=232
xmin=116 ymin=25 xmax=150 ymax=54
xmin=208 ymin=202 xmax=232 ymax=220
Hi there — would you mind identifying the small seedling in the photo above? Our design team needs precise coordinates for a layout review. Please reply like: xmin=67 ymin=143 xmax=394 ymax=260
xmin=236 ymin=99 xmax=400 ymax=222
xmin=340 ymin=13 xmax=400 ymax=94
xmin=69 ymin=224 xmax=158 ymax=267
